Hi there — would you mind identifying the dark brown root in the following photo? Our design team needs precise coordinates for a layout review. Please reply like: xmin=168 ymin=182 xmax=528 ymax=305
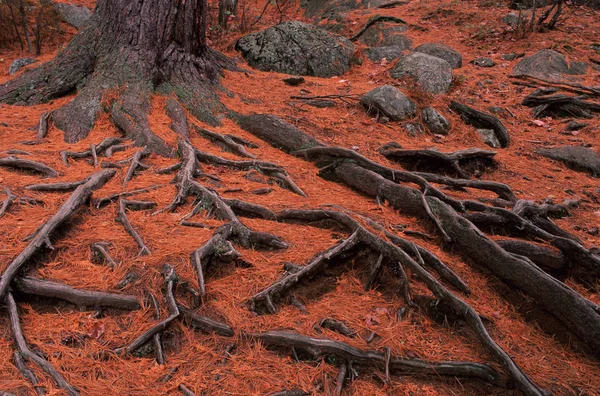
xmin=248 ymin=231 xmax=360 ymax=314
xmin=116 ymin=198 xmax=152 ymax=256
xmin=178 ymin=305 xmax=235 ymax=336
xmin=116 ymin=265 xmax=179 ymax=356
xmin=94 ymin=185 xmax=163 ymax=209
xmin=428 ymin=197 xmax=600 ymax=357
xmin=192 ymin=125 xmax=257 ymax=158
xmin=7 ymin=293 xmax=80 ymax=396
xmin=36 ymin=112 xmax=51 ymax=139
xmin=123 ymin=147 xmax=151 ymax=185
xmin=335 ymin=363 xmax=348 ymax=396
xmin=449 ymin=101 xmax=510 ymax=148
xmin=165 ymin=98 xmax=190 ymax=141
xmin=0 ymin=187 xmax=17 ymax=217
xmin=319 ymin=318 xmax=356 ymax=337
xmin=0 ymin=156 xmax=58 ymax=178
xmin=146 ymin=292 xmax=165 ymax=365
xmin=380 ymin=148 xmax=497 ymax=178
xmin=522 ymin=88 xmax=600 ymax=119
xmin=496 ymin=239 xmax=567 ymax=274
xmin=13 ymin=277 xmax=140 ymax=310
xmin=249 ymin=331 xmax=500 ymax=384
xmin=90 ymin=242 xmax=120 ymax=268
xmin=60 ymin=137 xmax=124 ymax=165
xmin=13 ymin=351 xmax=45 ymax=395
xmin=0 ymin=170 xmax=116 ymax=299
xmin=25 ymin=178 xmax=89 ymax=192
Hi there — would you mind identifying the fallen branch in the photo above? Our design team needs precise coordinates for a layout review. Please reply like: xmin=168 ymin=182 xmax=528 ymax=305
xmin=90 ymin=242 xmax=119 ymax=268
xmin=94 ymin=184 xmax=163 ymax=208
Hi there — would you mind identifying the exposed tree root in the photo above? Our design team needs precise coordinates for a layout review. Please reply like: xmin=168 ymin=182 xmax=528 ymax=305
xmin=178 ymin=305 xmax=235 ymax=336
xmin=335 ymin=363 xmax=348 ymax=396
xmin=0 ymin=187 xmax=17 ymax=216
xmin=116 ymin=265 xmax=179 ymax=356
xmin=36 ymin=112 xmax=51 ymax=140
xmin=147 ymin=292 xmax=165 ymax=365
xmin=179 ymin=384 xmax=195 ymax=396
xmin=249 ymin=331 xmax=500 ymax=385
xmin=116 ymin=198 xmax=152 ymax=256
xmin=380 ymin=148 xmax=497 ymax=178
xmin=497 ymin=239 xmax=567 ymax=274
xmin=319 ymin=318 xmax=356 ymax=337
xmin=123 ymin=147 xmax=150 ymax=185
xmin=248 ymin=231 xmax=360 ymax=314
xmin=13 ymin=277 xmax=140 ymax=310
xmin=7 ymin=293 xmax=79 ymax=396
xmin=25 ymin=178 xmax=90 ymax=192
xmin=60 ymin=137 xmax=124 ymax=165
xmin=13 ymin=351 xmax=44 ymax=395
xmin=0 ymin=156 xmax=58 ymax=178
xmin=90 ymin=242 xmax=119 ymax=268
xmin=523 ymin=88 xmax=600 ymax=119
xmin=427 ymin=197 xmax=600 ymax=356
xmin=449 ymin=101 xmax=510 ymax=148
xmin=94 ymin=185 xmax=163 ymax=208
xmin=0 ymin=170 xmax=116 ymax=299
xmin=193 ymin=125 xmax=257 ymax=158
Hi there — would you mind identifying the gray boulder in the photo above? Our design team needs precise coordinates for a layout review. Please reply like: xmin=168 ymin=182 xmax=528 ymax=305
xmin=8 ymin=58 xmax=37 ymax=75
xmin=360 ymin=85 xmax=417 ymax=121
xmin=358 ymin=23 xmax=410 ymax=48
xmin=513 ymin=49 xmax=587 ymax=80
xmin=536 ymin=146 xmax=600 ymax=177
xmin=414 ymin=43 xmax=462 ymax=69
xmin=503 ymin=13 xmax=523 ymax=28
xmin=52 ymin=1 xmax=92 ymax=29
xmin=364 ymin=46 xmax=405 ymax=62
xmin=421 ymin=107 xmax=450 ymax=135
xmin=235 ymin=21 xmax=355 ymax=78
xmin=390 ymin=52 xmax=453 ymax=94
xmin=478 ymin=129 xmax=501 ymax=148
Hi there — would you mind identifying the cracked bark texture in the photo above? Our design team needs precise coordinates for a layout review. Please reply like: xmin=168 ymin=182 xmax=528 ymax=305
xmin=0 ymin=0 xmax=228 ymax=155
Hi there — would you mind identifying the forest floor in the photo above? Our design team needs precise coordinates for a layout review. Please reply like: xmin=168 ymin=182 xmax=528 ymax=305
xmin=0 ymin=0 xmax=599 ymax=395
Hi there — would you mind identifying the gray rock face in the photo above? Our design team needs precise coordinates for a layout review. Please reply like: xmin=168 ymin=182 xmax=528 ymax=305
xmin=536 ymin=146 xmax=600 ymax=177
xmin=235 ymin=21 xmax=355 ymax=78
xmin=421 ymin=107 xmax=450 ymax=135
xmin=414 ymin=43 xmax=462 ymax=69
xmin=52 ymin=1 xmax=92 ymax=29
xmin=513 ymin=49 xmax=587 ymax=80
xmin=478 ymin=129 xmax=501 ymax=148
xmin=390 ymin=52 xmax=453 ymax=94
xmin=364 ymin=46 xmax=405 ymax=62
xmin=473 ymin=57 xmax=495 ymax=67
xmin=503 ymin=13 xmax=523 ymax=28
xmin=8 ymin=58 xmax=37 ymax=75
xmin=359 ymin=23 xmax=410 ymax=47
xmin=360 ymin=85 xmax=417 ymax=121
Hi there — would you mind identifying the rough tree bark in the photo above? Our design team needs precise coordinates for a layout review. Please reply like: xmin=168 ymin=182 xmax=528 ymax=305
xmin=0 ymin=0 xmax=230 ymax=156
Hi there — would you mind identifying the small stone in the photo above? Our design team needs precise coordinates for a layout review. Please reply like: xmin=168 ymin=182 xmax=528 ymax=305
xmin=404 ymin=122 xmax=424 ymax=136
xmin=414 ymin=42 xmax=462 ymax=69
xmin=378 ymin=141 xmax=402 ymax=152
xmin=472 ymin=57 xmax=495 ymax=68
xmin=488 ymin=106 xmax=508 ymax=116
xmin=565 ymin=121 xmax=589 ymax=131
xmin=587 ymin=227 xmax=599 ymax=236
xmin=421 ymin=107 xmax=450 ymax=135
xmin=390 ymin=52 xmax=453 ymax=94
xmin=251 ymin=188 xmax=273 ymax=195
xmin=306 ymin=99 xmax=336 ymax=108
xmin=360 ymin=85 xmax=417 ymax=121
xmin=478 ymin=129 xmax=501 ymax=148
xmin=283 ymin=76 xmax=305 ymax=86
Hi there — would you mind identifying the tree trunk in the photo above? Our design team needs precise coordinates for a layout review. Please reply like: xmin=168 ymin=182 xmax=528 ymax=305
xmin=0 ymin=0 xmax=230 ymax=156
xmin=18 ymin=0 xmax=32 ymax=53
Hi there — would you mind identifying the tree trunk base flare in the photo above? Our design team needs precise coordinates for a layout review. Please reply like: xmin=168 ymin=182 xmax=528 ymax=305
xmin=0 ymin=1 xmax=235 ymax=157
